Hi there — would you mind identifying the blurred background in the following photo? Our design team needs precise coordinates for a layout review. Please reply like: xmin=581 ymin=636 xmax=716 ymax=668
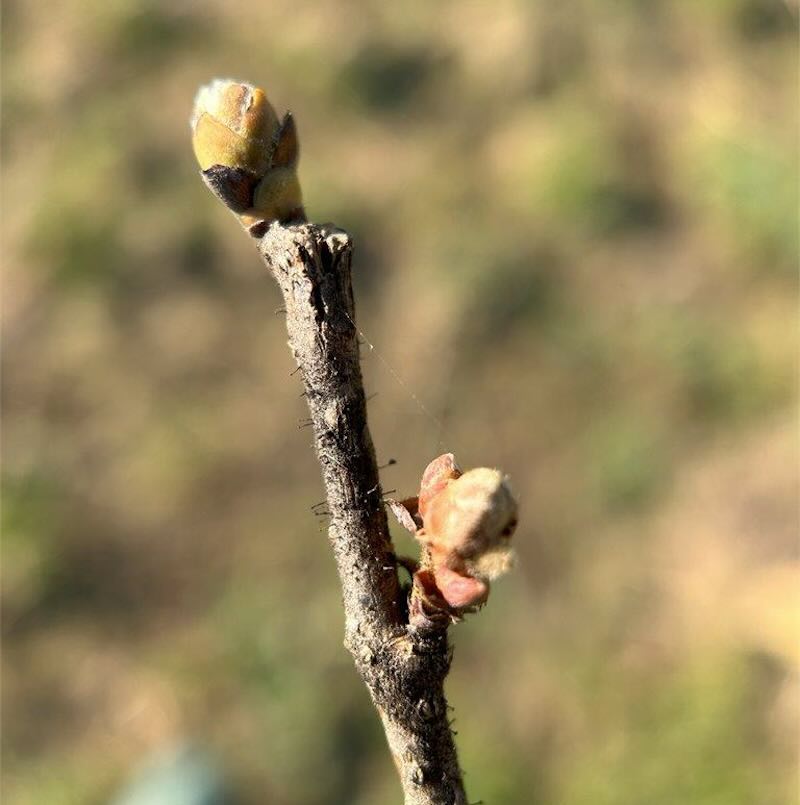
xmin=3 ymin=1 xmax=798 ymax=803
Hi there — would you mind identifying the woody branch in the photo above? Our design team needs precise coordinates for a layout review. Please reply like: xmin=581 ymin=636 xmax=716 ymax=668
xmin=256 ymin=223 xmax=467 ymax=805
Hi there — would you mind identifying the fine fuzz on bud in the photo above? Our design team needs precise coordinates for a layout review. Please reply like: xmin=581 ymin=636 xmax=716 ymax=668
xmin=191 ymin=79 xmax=304 ymax=228
xmin=419 ymin=466 xmax=518 ymax=576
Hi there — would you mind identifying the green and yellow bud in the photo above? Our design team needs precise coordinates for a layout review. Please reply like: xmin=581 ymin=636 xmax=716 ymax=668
xmin=192 ymin=80 xmax=277 ymax=175
xmin=191 ymin=79 xmax=304 ymax=229
xmin=251 ymin=167 xmax=304 ymax=224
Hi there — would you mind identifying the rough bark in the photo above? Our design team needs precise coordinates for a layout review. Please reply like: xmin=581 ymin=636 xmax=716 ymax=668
xmin=256 ymin=222 xmax=467 ymax=805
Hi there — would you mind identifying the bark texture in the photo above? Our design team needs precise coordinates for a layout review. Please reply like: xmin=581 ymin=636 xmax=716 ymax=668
xmin=256 ymin=222 xmax=467 ymax=805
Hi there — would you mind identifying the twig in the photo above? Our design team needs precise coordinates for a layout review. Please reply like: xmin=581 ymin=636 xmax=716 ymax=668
xmin=256 ymin=222 xmax=466 ymax=805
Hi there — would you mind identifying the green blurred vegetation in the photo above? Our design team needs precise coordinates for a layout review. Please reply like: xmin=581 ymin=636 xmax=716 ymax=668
xmin=3 ymin=1 xmax=797 ymax=804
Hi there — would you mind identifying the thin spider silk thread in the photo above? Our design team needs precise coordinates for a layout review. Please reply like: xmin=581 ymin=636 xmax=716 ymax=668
xmin=342 ymin=309 xmax=449 ymax=452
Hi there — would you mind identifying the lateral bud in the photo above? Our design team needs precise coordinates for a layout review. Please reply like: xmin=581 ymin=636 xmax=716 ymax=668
xmin=387 ymin=453 xmax=519 ymax=628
